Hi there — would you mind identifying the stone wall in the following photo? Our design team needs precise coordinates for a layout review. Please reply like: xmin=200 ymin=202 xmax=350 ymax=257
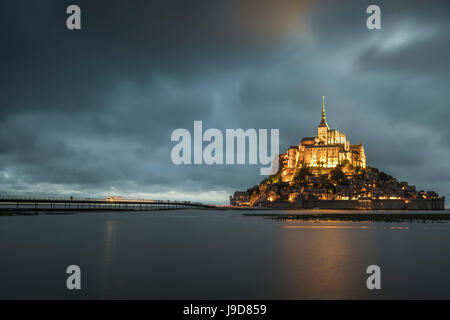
xmin=270 ymin=198 xmax=446 ymax=210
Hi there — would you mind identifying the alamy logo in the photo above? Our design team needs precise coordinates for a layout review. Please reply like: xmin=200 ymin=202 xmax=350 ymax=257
xmin=366 ymin=5 xmax=381 ymax=30
xmin=66 ymin=265 xmax=81 ymax=290
xmin=170 ymin=121 xmax=279 ymax=175
xmin=366 ymin=265 xmax=381 ymax=290
xmin=66 ymin=5 xmax=81 ymax=30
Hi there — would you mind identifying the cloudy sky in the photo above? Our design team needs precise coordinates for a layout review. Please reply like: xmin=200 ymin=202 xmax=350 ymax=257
xmin=1 ymin=0 xmax=449 ymax=204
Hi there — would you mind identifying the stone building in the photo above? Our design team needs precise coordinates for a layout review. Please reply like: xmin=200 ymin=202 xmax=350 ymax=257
xmin=280 ymin=97 xmax=366 ymax=182
xmin=229 ymin=191 xmax=250 ymax=206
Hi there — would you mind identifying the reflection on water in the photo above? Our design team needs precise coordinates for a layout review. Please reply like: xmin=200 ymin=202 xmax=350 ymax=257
xmin=0 ymin=210 xmax=450 ymax=299
xmin=281 ymin=221 xmax=364 ymax=299
xmin=102 ymin=220 xmax=118 ymax=297
xmin=282 ymin=225 xmax=371 ymax=229
xmin=282 ymin=225 xmax=410 ymax=230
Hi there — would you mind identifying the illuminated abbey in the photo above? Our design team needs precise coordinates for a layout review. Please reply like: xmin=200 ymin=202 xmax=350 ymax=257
xmin=231 ymin=97 xmax=444 ymax=209
xmin=279 ymin=97 xmax=366 ymax=182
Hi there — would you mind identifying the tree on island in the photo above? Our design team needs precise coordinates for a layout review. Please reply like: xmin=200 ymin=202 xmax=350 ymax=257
xmin=266 ymin=163 xmax=283 ymax=184
xmin=378 ymin=171 xmax=394 ymax=182
xmin=330 ymin=166 xmax=348 ymax=185
xmin=293 ymin=166 xmax=312 ymax=189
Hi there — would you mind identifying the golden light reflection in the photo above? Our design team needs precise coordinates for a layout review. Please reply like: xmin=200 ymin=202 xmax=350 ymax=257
xmin=102 ymin=219 xmax=118 ymax=296
xmin=282 ymin=225 xmax=370 ymax=229
xmin=279 ymin=220 xmax=375 ymax=299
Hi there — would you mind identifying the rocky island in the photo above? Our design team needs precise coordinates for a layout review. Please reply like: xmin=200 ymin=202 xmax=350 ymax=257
xmin=231 ymin=98 xmax=445 ymax=210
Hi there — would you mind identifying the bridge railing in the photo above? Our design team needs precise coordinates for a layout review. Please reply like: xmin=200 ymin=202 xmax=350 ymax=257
xmin=0 ymin=195 xmax=104 ymax=202
xmin=0 ymin=195 xmax=214 ymax=207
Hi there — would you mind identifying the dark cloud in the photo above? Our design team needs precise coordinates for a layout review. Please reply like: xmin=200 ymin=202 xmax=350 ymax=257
xmin=0 ymin=0 xmax=449 ymax=204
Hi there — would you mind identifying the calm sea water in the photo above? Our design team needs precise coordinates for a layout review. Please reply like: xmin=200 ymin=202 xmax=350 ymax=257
xmin=1 ymin=209 xmax=450 ymax=299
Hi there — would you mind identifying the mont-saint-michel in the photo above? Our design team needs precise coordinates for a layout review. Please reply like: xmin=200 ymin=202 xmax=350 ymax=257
xmin=231 ymin=98 xmax=445 ymax=210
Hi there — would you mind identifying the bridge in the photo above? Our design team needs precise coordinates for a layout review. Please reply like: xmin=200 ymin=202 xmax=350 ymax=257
xmin=0 ymin=195 xmax=217 ymax=212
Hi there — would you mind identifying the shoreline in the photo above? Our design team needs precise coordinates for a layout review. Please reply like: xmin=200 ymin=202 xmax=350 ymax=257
xmin=243 ymin=212 xmax=450 ymax=223
xmin=1 ymin=207 xmax=450 ymax=222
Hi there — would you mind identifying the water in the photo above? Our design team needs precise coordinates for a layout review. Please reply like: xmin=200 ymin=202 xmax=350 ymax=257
xmin=1 ymin=209 xmax=450 ymax=299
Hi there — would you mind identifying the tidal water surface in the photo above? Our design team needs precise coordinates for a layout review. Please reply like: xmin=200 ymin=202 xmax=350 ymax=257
xmin=1 ymin=209 xmax=450 ymax=299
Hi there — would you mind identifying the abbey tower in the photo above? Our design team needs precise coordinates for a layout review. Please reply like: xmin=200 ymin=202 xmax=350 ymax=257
xmin=280 ymin=98 xmax=366 ymax=182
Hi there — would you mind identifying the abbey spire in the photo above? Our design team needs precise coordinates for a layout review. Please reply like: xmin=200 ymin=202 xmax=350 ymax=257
xmin=318 ymin=96 xmax=329 ymax=128
xmin=322 ymin=96 xmax=326 ymax=119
